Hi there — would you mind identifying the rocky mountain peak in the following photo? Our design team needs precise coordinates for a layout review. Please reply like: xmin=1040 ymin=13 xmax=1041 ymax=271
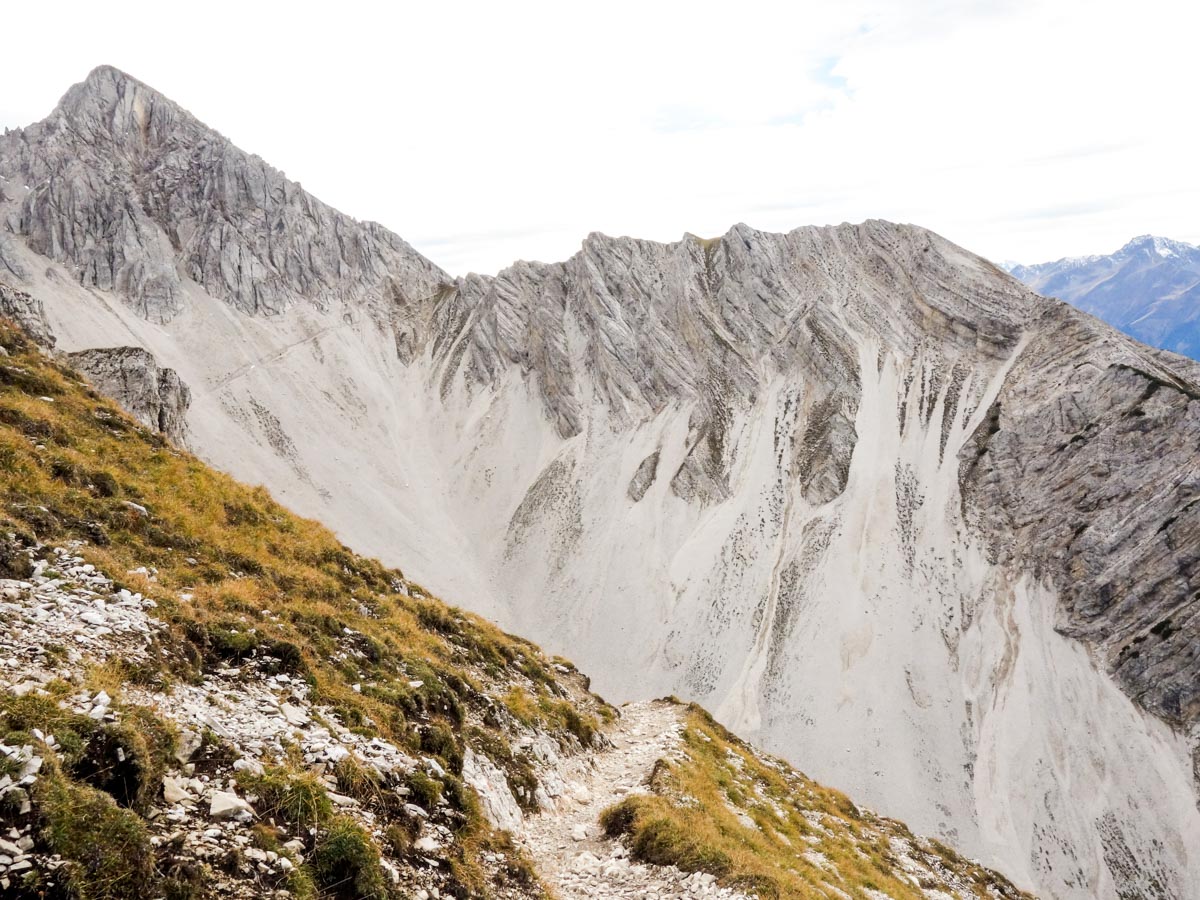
xmin=0 ymin=66 xmax=448 ymax=323
xmin=1118 ymin=233 xmax=1199 ymax=259
xmin=50 ymin=64 xmax=170 ymax=149
xmin=1010 ymin=233 xmax=1200 ymax=358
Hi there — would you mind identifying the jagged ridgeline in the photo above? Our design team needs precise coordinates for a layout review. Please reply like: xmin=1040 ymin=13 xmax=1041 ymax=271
xmin=4 ymin=65 xmax=1200 ymax=900
xmin=0 ymin=321 xmax=1030 ymax=899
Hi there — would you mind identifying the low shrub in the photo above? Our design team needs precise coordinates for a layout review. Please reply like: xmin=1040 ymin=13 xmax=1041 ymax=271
xmin=34 ymin=762 xmax=156 ymax=900
xmin=309 ymin=815 xmax=387 ymax=899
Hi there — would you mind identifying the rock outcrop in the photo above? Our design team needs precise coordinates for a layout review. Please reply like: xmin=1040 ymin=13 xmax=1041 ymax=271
xmin=67 ymin=346 xmax=191 ymax=444
xmin=960 ymin=306 xmax=1200 ymax=726
xmin=0 ymin=281 xmax=54 ymax=347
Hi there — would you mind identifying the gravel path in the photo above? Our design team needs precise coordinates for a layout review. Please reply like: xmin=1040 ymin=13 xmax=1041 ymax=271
xmin=518 ymin=700 xmax=747 ymax=899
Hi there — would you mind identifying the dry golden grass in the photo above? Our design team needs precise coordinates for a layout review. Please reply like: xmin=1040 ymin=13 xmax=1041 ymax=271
xmin=0 ymin=323 xmax=596 ymax=758
xmin=600 ymin=706 xmax=1035 ymax=900
xmin=0 ymin=321 xmax=581 ymax=897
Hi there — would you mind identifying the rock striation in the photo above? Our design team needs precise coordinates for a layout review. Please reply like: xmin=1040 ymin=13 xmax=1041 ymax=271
xmin=960 ymin=306 xmax=1200 ymax=726
xmin=0 ymin=65 xmax=447 ymax=323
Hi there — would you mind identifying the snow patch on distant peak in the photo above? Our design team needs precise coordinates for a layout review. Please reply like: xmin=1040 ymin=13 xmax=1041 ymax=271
xmin=1120 ymin=234 xmax=1199 ymax=259
xmin=1153 ymin=235 xmax=1195 ymax=258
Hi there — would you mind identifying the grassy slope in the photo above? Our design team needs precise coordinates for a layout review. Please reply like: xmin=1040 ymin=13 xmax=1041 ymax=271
xmin=0 ymin=320 xmax=599 ymax=898
xmin=0 ymin=320 xmax=1032 ymax=899
xmin=601 ymin=706 xmax=1034 ymax=899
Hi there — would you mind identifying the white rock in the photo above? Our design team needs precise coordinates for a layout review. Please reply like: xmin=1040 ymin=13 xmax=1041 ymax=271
xmin=280 ymin=703 xmax=309 ymax=726
xmin=461 ymin=748 xmax=524 ymax=834
xmin=162 ymin=776 xmax=190 ymax=804
xmin=209 ymin=791 xmax=254 ymax=822
xmin=174 ymin=728 xmax=202 ymax=764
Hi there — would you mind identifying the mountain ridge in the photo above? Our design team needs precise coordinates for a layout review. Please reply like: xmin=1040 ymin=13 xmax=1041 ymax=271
xmin=1 ymin=66 xmax=1199 ymax=898
xmin=0 ymin=64 xmax=447 ymax=323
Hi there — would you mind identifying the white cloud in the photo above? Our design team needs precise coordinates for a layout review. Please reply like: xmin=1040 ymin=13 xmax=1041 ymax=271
xmin=2 ymin=0 xmax=1197 ymax=273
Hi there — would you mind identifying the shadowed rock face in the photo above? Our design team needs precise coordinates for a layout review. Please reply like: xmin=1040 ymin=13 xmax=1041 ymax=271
xmin=67 ymin=346 xmax=191 ymax=445
xmin=3 ymin=65 xmax=1200 ymax=899
xmin=960 ymin=307 xmax=1200 ymax=726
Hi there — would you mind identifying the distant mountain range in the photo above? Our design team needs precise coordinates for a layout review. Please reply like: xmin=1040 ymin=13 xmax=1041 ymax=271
xmin=1006 ymin=235 xmax=1200 ymax=358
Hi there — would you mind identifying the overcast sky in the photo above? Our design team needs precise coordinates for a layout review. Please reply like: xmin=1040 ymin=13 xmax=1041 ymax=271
xmin=3 ymin=0 xmax=1196 ymax=276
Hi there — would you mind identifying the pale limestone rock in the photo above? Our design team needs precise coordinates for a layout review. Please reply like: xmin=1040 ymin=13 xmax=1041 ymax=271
xmin=461 ymin=748 xmax=523 ymax=834
xmin=0 ymin=65 xmax=447 ymax=323
xmin=209 ymin=790 xmax=254 ymax=822
xmin=67 ymin=346 xmax=191 ymax=445
xmin=162 ymin=775 xmax=190 ymax=804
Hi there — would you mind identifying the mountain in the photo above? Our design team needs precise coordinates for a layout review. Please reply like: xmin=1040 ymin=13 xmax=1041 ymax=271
xmin=2 ymin=66 xmax=1199 ymax=898
xmin=0 ymin=321 xmax=1030 ymax=899
xmin=1007 ymin=235 xmax=1200 ymax=357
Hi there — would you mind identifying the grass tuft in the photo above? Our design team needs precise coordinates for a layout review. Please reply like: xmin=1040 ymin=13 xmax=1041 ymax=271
xmin=309 ymin=815 xmax=387 ymax=900
xmin=33 ymin=757 xmax=156 ymax=900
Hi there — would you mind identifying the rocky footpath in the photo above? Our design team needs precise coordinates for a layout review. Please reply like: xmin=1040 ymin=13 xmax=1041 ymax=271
xmin=0 ymin=535 xmax=762 ymax=898
xmin=519 ymin=701 xmax=748 ymax=900
xmin=0 ymin=539 xmax=1033 ymax=899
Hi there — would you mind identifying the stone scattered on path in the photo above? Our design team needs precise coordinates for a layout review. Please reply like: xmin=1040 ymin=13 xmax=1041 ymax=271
xmin=517 ymin=700 xmax=748 ymax=899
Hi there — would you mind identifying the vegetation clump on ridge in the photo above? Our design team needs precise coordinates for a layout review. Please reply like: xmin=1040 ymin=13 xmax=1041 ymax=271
xmin=600 ymin=705 xmax=1035 ymax=900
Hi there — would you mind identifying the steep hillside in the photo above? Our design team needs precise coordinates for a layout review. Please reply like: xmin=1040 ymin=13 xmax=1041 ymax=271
xmin=2 ymin=67 xmax=1199 ymax=899
xmin=1007 ymin=236 xmax=1200 ymax=358
xmin=0 ymin=320 xmax=1029 ymax=899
